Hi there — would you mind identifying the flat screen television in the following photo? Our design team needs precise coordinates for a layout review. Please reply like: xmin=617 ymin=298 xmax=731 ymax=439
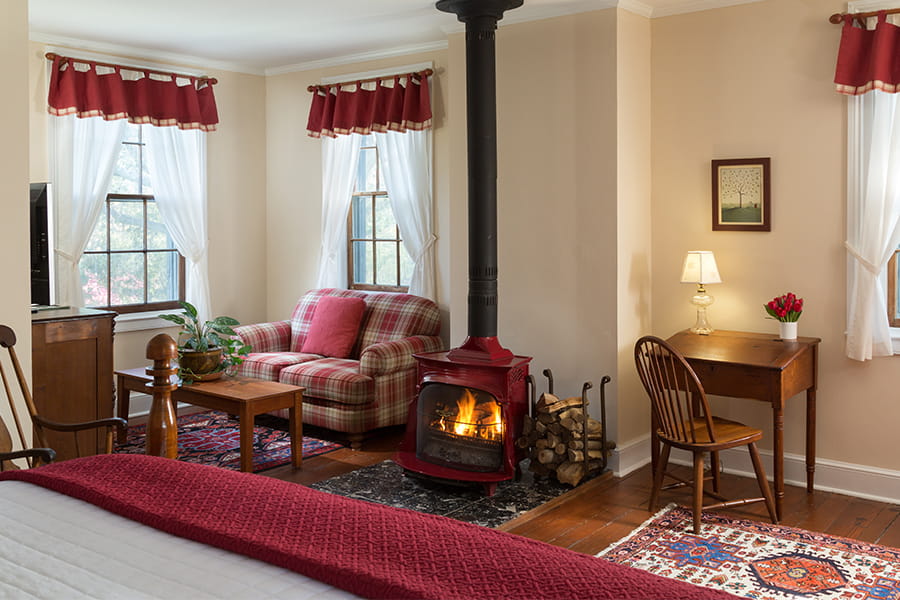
xmin=30 ymin=182 xmax=55 ymax=307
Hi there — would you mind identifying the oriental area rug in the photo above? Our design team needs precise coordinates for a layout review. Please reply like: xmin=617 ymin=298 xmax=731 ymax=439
xmin=597 ymin=504 xmax=900 ymax=600
xmin=309 ymin=459 xmax=583 ymax=528
xmin=115 ymin=410 xmax=343 ymax=472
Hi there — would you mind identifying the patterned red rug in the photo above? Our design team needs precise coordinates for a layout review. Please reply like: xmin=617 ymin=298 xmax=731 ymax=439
xmin=115 ymin=410 xmax=343 ymax=472
xmin=597 ymin=504 xmax=900 ymax=600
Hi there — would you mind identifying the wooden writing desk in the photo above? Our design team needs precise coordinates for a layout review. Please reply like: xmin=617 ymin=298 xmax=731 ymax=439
xmin=665 ymin=329 xmax=821 ymax=520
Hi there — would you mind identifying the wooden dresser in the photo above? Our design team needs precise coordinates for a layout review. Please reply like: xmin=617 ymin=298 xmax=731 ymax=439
xmin=31 ymin=307 xmax=116 ymax=460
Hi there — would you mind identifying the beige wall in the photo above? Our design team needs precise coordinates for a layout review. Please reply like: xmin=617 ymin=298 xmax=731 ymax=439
xmin=616 ymin=10 xmax=653 ymax=445
xmin=651 ymin=0 xmax=900 ymax=469
xmin=0 ymin=0 xmax=31 ymax=451
xmin=26 ymin=46 xmax=269 ymax=377
xmin=264 ymin=50 xmax=452 ymax=332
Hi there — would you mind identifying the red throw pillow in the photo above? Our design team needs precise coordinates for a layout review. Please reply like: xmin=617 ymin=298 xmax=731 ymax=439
xmin=300 ymin=296 xmax=366 ymax=358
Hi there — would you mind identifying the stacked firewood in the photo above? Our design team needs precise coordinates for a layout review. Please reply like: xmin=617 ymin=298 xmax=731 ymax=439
xmin=516 ymin=375 xmax=615 ymax=487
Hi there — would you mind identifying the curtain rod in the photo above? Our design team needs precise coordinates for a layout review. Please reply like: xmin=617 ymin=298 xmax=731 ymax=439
xmin=307 ymin=68 xmax=433 ymax=93
xmin=829 ymin=7 xmax=900 ymax=24
xmin=44 ymin=52 xmax=218 ymax=86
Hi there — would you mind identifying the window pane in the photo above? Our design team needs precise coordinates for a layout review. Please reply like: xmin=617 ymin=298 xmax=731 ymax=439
xmin=147 ymin=202 xmax=174 ymax=250
xmin=147 ymin=251 xmax=179 ymax=303
xmin=109 ymin=143 xmax=141 ymax=194
xmin=123 ymin=122 xmax=141 ymax=143
xmin=351 ymin=240 xmax=374 ymax=285
xmin=140 ymin=146 xmax=153 ymax=195
xmin=351 ymin=195 xmax=373 ymax=238
xmin=85 ymin=209 xmax=108 ymax=252
xmin=110 ymin=252 xmax=145 ymax=305
xmin=374 ymin=196 xmax=396 ymax=239
xmin=80 ymin=254 xmax=108 ymax=307
xmin=109 ymin=200 xmax=144 ymax=251
xmin=356 ymin=146 xmax=378 ymax=193
xmin=400 ymin=246 xmax=413 ymax=286
xmin=375 ymin=241 xmax=397 ymax=285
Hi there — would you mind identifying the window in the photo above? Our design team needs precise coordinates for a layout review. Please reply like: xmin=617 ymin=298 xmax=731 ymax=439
xmin=347 ymin=135 xmax=413 ymax=292
xmin=80 ymin=123 xmax=185 ymax=313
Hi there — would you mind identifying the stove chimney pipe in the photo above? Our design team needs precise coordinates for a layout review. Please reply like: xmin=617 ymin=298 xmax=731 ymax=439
xmin=437 ymin=0 xmax=522 ymax=362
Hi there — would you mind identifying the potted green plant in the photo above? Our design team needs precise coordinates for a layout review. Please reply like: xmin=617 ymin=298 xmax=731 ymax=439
xmin=159 ymin=301 xmax=251 ymax=382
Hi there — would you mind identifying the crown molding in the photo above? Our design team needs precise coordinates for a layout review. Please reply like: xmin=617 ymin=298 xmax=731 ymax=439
xmin=265 ymin=41 xmax=448 ymax=77
xmin=29 ymin=31 xmax=266 ymax=76
xmin=848 ymin=0 xmax=897 ymax=11
xmin=649 ymin=0 xmax=764 ymax=18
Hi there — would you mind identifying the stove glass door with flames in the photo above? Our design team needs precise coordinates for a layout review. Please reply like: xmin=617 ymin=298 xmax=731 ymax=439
xmin=416 ymin=383 xmax=504 ymax=472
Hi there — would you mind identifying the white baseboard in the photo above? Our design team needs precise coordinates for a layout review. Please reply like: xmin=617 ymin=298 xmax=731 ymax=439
xmin=123 ymin=392 xmax=191 ymax=419
xmin=610 ymin=434 xmax=900 ymax=505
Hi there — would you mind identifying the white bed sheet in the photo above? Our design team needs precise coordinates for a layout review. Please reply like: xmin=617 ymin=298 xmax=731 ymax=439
xmin=0 ymin=481 xmax=360 ymax=599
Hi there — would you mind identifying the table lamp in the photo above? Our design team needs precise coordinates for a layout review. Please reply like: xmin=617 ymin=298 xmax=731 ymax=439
xmin=680 ymin=250 xmax=721 ymax=335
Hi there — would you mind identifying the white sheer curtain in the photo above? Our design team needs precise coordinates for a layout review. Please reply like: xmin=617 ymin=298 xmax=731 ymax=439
xmin=375 ymin=129 xmax=436 ymax=300
xmin=144 ymin=126 xmax=212 ymax=322
xmin=49 ymin=115 xmax=127 ymax=307
xmin=845 ymin=90 xmax=900 ymax=361
xmin=315 ymin=134 xmax=362 ymax=289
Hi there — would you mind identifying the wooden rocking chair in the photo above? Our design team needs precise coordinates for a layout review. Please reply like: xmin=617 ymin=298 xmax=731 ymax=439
xmin=0 ymin=324 xmax=126 ymax=462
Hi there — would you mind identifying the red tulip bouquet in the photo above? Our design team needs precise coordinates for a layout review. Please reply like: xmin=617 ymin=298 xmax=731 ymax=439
xmin=765 ymin=292 xmax=803 ymax=322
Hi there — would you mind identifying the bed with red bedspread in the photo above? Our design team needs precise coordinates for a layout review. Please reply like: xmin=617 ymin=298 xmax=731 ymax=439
xmin=0 ymin=454 xmax=737 ymax=599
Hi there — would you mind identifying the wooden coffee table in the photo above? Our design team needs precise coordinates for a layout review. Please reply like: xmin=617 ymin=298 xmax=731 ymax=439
xmin=115 ymin=367 xmax=304 ymax=472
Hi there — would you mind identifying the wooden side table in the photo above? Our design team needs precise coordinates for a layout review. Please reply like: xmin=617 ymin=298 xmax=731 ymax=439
xmin=116 ymin=367 xmax=304 ymax=472
xmin=666 ymin=329 xmax=821 ymax=521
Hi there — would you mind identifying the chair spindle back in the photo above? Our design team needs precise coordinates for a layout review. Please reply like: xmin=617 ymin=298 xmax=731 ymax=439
xmin=634 ymin=335 xmax=716 ymax=445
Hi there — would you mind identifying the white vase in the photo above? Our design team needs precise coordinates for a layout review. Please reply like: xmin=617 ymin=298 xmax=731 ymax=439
xmin=779 ymin=321 xmax=798 ymax=341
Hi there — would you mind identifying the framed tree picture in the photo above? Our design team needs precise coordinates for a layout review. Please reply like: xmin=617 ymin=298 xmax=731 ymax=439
xmin=711 ymin=157 xmax=771 ymax=232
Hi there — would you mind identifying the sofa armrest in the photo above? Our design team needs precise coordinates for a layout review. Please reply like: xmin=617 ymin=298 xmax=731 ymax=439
xmin=233 ymin=320 xmax=292 ymax=353
xmin=359 ymin=335 xmax=445 ymax=377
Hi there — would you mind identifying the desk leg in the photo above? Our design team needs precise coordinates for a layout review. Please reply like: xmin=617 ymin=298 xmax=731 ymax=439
xmin=807 ymin=388 xmax=816 ymax=493
xmin=239 ymin=406 xmax=254 ymax=473
xmin=116 ymin=374 xmax=130 ymax=445
xmin=773 ymin=406 xmax=784 ymax=521
xmin=290 ymin=391 xmax=303 ymax=469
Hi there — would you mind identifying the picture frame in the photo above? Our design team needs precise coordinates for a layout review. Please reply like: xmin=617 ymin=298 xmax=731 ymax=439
xmin=711 ymin=157 xmax=771 ymax=232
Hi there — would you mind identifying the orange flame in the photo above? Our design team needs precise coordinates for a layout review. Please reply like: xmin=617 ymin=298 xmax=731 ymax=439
xmin=432 ymin=388 xmax=503 ymax=442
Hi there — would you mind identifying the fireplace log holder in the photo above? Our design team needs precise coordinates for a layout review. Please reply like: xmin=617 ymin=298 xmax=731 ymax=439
xmin=519 ymin=370 xmax=613 ymax=484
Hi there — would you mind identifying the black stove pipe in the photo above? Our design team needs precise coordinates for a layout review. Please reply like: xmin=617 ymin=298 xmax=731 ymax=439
xmin=437 ymin=0 xmax=522 ymax=343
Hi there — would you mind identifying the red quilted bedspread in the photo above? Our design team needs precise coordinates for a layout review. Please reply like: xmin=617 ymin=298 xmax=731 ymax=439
xmin=0 ymin=455 xmax=738 ymax=600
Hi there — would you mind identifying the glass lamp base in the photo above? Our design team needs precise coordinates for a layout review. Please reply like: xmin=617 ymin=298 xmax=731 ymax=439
xmin=689 ymin=292 xmax=715 ymax=335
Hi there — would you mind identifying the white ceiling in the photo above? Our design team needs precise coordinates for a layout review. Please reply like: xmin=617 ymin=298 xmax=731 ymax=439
xmin=28 ymin=0 xmax=763 ymax=75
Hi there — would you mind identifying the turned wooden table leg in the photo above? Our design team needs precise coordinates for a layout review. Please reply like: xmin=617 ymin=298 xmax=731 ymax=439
xmin=145 ymin=333 xmax=178 ymax=459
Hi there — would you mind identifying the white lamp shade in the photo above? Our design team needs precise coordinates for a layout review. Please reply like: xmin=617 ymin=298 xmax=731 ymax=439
xmin=680 ymin=251 xmax=722 ymax=284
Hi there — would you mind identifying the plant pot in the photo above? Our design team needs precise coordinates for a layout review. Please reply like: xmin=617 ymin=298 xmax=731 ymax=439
xmin=178 ymin=347 xmax=224 ymax=381
xmin=778 ymin=321 xmax=798 ymax=341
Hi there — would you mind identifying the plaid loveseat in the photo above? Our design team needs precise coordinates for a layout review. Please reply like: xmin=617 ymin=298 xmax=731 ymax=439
xmin=233 ymin=289 xmax=443 ymax=448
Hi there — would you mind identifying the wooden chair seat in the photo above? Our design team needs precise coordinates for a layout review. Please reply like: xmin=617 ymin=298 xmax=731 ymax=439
xmin=662 ymin=416 xmax=762 ymax=450
xmin=634 ymin=335 xmax=778 ymax=533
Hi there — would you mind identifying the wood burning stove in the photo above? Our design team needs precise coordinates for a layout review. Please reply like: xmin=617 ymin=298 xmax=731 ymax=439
xmin=394 ymin=0 xmax=531 ymax=495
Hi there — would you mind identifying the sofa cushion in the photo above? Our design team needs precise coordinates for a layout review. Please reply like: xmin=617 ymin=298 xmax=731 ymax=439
xmin=289 ymin=289 xmax=441 ymax=357
xmin=238 ymin=352 xmax=321 ymax=381
xmin=300 ymin=295 xmax=366 ymax=358
xmin=279 ymin=358 xmax=374 ymax=406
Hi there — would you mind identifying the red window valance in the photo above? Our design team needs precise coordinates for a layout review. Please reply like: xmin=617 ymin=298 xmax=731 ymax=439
xmin=835 ymin=11 xmax=900 ymax=95
xmin=47 ymin=54 xmax=219 ymax=132
xmin=306 ymin=71 xmax=432 ymax=138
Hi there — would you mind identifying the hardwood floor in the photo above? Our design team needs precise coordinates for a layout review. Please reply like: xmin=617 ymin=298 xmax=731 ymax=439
xmin=263 ymin=426 xmax=900 ymax=556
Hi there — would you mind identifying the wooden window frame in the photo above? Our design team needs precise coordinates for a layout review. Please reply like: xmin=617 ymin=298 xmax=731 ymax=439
xmin=347 ymin=191 xmax=408 ymax=293
xmin=82 ymin=193 xmax=185 ymax=314
xmin=346 ymin=137 xmax=409 ymax=293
